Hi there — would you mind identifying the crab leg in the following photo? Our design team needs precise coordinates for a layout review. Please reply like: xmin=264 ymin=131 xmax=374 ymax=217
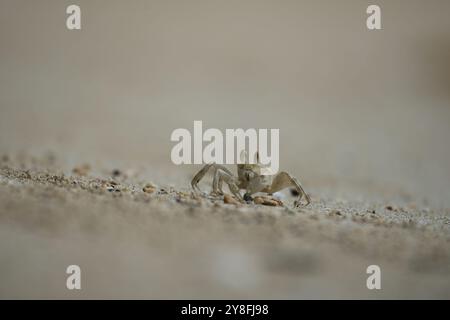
xmin=191 ymin=163 xmax=241 ymax=200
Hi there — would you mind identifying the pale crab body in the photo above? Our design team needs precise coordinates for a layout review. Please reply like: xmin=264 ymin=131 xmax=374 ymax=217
xmin=191 ymin=162 xmax=311 ymax=208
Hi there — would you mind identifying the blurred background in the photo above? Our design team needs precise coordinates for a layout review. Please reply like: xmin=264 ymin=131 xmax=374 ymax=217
xmin=1 ymin=0 xmax=450 ymax=204
xmin=1 ymin=0 xmax=450 ymax=300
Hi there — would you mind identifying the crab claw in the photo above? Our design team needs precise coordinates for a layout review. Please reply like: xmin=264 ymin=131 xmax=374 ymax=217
xmin=293 ymin=195 xmax=311 ymax=208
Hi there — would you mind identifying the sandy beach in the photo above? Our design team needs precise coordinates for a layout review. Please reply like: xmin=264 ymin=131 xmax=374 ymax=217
xmin=1 ymin=0 xmax=450 ymax=298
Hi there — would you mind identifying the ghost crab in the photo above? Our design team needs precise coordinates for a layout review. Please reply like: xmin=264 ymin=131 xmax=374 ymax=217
xmin=191 ymin=154 xmax=311 ymax=208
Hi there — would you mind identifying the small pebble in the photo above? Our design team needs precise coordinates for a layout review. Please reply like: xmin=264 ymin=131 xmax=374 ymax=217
xmin=224 ymin=194 xmax=240 ymax=205
xmin=254 ymin=197 xmax=265 ymax=205
xmin=328 ymin=210 xmax=342 ymax=217
xmin=264 ymin=199 xmax=279 ymax=206
xmin=112 ymin=169 xmax=121 ymax=177
xmin=254 ymin=196 xmax=283 ymax=206
xmin=158 ymin=188 xmax=168 ymax=195
xmin=143 ymin=183 xmax=156 ymax=194
xmin=72 ymin=164 xmax=91 ymax=176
